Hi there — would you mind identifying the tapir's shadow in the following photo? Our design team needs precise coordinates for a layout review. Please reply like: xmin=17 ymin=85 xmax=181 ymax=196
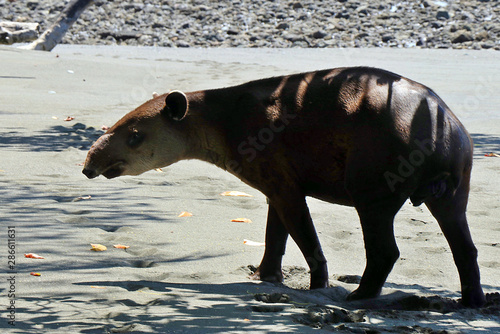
xmin=0 ymin=123 xmax=102 ymax=152
xmin=470 ymin=133 xmax=500 ymax=156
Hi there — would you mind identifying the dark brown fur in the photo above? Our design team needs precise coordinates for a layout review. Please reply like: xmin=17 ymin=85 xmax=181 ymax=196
xmin=83 ymin=67 xmax=485 ymax=307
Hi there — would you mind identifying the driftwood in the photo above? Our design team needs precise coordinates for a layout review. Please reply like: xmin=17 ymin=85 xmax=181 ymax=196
xmin=0 ymin=21 xmax=40 ymax=44
xmin=22 ymin=0 xmax=94 ymax=51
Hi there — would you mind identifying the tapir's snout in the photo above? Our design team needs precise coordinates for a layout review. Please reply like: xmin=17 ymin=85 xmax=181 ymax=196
xmin=82 ymin=134 xmax=126 ymax=180
xmin=82 ymin=160 xmax=125 ymax=179
xmin=82 ymin=167 xmax=98 ymax=179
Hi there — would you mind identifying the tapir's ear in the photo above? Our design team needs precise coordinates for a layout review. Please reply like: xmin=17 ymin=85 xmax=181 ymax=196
xmin=162 ymin=90 xmax=188 ymax=121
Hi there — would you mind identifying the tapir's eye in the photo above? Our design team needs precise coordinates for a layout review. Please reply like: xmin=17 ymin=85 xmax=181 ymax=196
xmin=127 ymin=131 xmax=145 ymax=148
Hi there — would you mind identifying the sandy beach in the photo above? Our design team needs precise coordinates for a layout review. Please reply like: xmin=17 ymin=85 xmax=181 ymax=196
xmin=1 ymin=45 xmax=499 ymax=333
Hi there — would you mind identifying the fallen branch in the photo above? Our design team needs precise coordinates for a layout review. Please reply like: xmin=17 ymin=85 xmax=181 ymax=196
xmin=21 ymin=0 xmax=94 ymax=51
xmin=0 ymin=21 xmax=40 ymax=44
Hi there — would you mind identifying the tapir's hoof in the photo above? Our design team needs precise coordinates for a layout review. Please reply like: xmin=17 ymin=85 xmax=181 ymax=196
xmin=346 ymin=288 xmax=380 ymax=301
xmin=310 ymin=280 xmax=329 ymax=289
xmin=461 ymin=290 xmax=486 ymax=308
xmin=249 ymin=268 xmax=283 ymax=283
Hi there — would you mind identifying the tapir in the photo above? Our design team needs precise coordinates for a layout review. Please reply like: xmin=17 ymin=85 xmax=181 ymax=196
xmin=83 ymin=67 xmax=485 ymax=307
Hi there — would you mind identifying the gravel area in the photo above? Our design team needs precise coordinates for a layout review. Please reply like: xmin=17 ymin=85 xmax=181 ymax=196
xmin=1 ymin=0 xmax=499 ymax=50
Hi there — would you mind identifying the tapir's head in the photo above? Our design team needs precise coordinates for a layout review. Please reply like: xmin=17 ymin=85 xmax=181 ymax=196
xmin=82 ymin=91 xmax=190 ymax=179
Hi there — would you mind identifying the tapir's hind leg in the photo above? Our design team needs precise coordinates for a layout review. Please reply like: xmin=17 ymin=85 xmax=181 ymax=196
xmin=425 ymin=171 xmax=485 ymax=307
xmin=250 ymin=204 xmax=289 ymax=283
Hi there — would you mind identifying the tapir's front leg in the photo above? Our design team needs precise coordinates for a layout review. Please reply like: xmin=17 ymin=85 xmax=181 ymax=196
xmin=251 ymin=204 xmax=289 ymax=283
xmin=267 ymin=196 xmax=329 ymax=289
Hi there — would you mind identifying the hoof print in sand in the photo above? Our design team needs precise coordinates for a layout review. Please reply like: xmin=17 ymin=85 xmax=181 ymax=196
xmin=252 ymin=293 xmax=290 ymax=313
xmin=254 ymin=292 xmax=290 ymax=303
xmin=242 ymin=264 xmax=258 ymax=275
xmin=251 ymin=304 xmax=286 ymax=313
xmin=389 ymin=295 xmax=462 ymax=313
xmin=334 ymin=274 xmax=362 ymax=284
xmin=108 ymin=323 xmax=136 ymax=333
xmin=129 ymin=260 xmax=157 ymax=268
xmin=482 ymin=292 xmax=500 ymax=315
xmin=294 ymin=305 xmax=365 ymax=329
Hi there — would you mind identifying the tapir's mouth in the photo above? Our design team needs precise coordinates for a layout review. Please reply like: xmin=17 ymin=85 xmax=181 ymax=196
xmin=101 ymin=161 xmax=125 ymax=179
xmin=83 ymin=161 xmax=125 ymax=179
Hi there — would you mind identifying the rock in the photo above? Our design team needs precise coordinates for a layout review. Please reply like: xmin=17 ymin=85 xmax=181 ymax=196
xmin=123 ymin=3 xmax=145 ymax=12
xmin=416 ymin=34 xmax=427 ymax=46
xmin=282 ymin=33 xmax=306 ymax=43
xmin=431 ymin=21 xmax=444 ymax=29
xmin=276 ymin=22 xmax=290 ymax=30
xmin=356 ymin=6 xmax=370 ymax=16
xmin=382 ymin=34 xmax=394 ymax=42
xmin=436 ymin=11 xmax=450 ymax=20
xmin=475 ymin=30 xmax=489 ymax=41
xmin=98 ymin=30 xmax=142 ymax=41
xmin=451 ymin=30 xmax=474 ymax=43
xmin=335 ymin=11 xmax=350 ymax=19
xmin=27 ymin=1 xmax=39 ymax=10
xmin=0 ymin=0 xmax=497 ymax=51
xmin=175 ymin=40 xmax=190 ymax=48
xmin=311 ymin=30 xmax=327 ymax=39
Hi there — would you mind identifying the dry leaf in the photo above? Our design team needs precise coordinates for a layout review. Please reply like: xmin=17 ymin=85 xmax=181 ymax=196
xmin=24 ymin=253 xmax=44 ymax=259
xmin=73 ymin=195 xmax=91 ymax=202
xmin=178 ymin=211 xmax=193 ymax=217
xmin=90 ymin=244 xmax=107 ymax=251
xmin=243 ymin=239 xmax=265 ymax=247
xmin=231 ymin=218 xmax=252 ymax=223
xmin=155 ymin=168 xmax=163 ymax=172
xmin=220 ymin=191 xmax=252 ymax=197
xmin=485 ymin=152 xmax=500 ymax=157
xmin=64 ymin=116 xmax=75 ymax=121
xmin=30 ymin=272 xmax=41 ymax=276
xmin=113 ymin=244 xmax=130 ymax=249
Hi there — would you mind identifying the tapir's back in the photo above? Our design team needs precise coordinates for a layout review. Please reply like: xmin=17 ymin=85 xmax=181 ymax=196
xmin=224 ymin=67 xmax=438 ymax=141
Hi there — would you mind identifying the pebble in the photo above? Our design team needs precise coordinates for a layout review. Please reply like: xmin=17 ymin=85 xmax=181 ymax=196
xmin=0 ymin=0 xmax=498 ymax=50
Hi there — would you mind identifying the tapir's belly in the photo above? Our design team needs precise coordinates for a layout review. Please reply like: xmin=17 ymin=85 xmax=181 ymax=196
xmin=305 ymin=183 xmax=354 ymax=206
xmin=293 ymin=149 xmax=353 ymax=206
